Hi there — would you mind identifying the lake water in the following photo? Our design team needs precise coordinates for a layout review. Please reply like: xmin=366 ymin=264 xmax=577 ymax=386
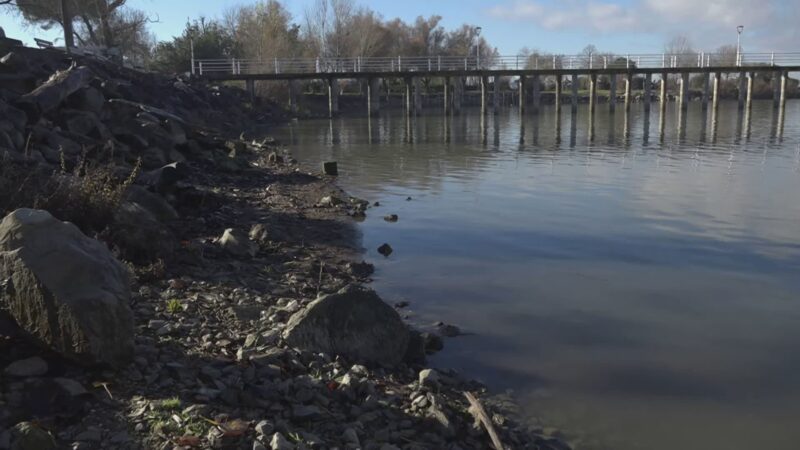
xmin=275 ymin=100 xmax=800 ymax=450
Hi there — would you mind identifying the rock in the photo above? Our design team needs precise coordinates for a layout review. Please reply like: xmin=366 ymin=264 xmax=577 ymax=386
xmin=0 ymin=209 xmax=134 ymax=367
xmin=419 ymin=369 xmax=440 ymax=387
xmin=53 ymin=378 xmax=88 ymax=397
xmin=254 ymin=420 xmax=274 ymax=437
xmin=137 ymin=162 xmax=188 ymax=194
xmin=267 ymin=152 xmax=283 ymax=164
xmin=383 ymin=214 xmax=398 ymax=222
xmin=253 ymin=441 xmax=267 ymax=450
xmin=110 ymin=201 xmax=175 ymax=264
xmin=292 ymin=404 xmax=321 ymax=419
xmin=377 ymin=243 xmax=393 ymax=257
xmin=437 ymin=323 xmax=461 ymax=337
xmin=318 ymin=196 xmax=343 ymax=208
xmin=346 ymin=261 xmax=374 ymax=279
xmin=9 ymin=422 xmax=56 ymax=450
xmin=270 ymin=432 xmax=294 ymax=450
xmin=218 ymin=228 xmax=257 ymax=257
xmin=73 ymin=429 xmax=101 ymax=442
xmin=125 ymin=185 xmax=179 ymax=222
xmin=322 ymin=161 xmax=338 ymax=176
xmin=283 ymin=285 xmax=410 ymax=367
xmin=342 ymin=428 xmax=359 ymax=446
xmin=4 ymin=357 xmax=47 ymax=377
xmin=68 ymin=87 xmax=105 ymax=113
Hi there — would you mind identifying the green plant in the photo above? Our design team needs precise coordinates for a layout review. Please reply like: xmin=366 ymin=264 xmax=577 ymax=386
xmin=166 ymin=299 xmax=182 ymax=314
xmin=159 ymin=397 xmax=182 ymax=411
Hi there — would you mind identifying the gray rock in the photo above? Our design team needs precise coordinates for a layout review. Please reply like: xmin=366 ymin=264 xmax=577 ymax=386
xmin=255 ymin=420 xmax=274 ymax=437
xmin=125 ymin=186 xmax=179 ymax=223
xmin=73 ymin=429 xmax=101 ymax=442
xmin=4 ymin=357 xmax=47 ymax=377
xmin=318 ymin=196 xmax=343 ymax=208
xmin=283 ymin=285 xmax=410 ymax=367
xmin=342 ymin=428 xmax=359 ymax=446
xmin=53 ymin=378 xmax=88 ymax=397
xmin=419 ymin=369 xmax=439 ymax=387
xmin=322 ymin=161 xmax=338 ymax=176
xmin=69 ymin=87 xmax=105 ymax=113
xmin=10 ymin=422 xmax=56 ymax=450
xmin=377 ymin=243 xmax=393 ymax=257
xmin=383 ymin=214 xmax=398 ymax=222
xmin=218 ymin=228 xmax=257 ymax=258
xmin=270 ymin=432 xmax=294 ymax=450
xmin=292 ymin=404 xmax=321 ymax=419
xmin=0 ymin=209 xmax=134 ymax=367
xmin=253 ymin=441 xmax=267 ymax=450
xmin=437 ymin=323 xmax=461 ymax=337
xmin=110 ymin=201 xmax=175 ymax=264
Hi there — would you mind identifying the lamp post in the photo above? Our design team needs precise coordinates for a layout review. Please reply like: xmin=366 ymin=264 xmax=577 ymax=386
xmin=736 ymin=25 xmax=744 ymax=66
xmin=475 ymin=26 xmax=482 ymax=69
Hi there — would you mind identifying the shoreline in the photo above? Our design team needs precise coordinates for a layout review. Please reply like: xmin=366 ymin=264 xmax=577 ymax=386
xmin=0 ymin=46 xmax=572 ymax=449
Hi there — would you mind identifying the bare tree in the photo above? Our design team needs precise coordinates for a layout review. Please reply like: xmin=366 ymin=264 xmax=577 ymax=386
xmin=664 ymin=36 xmax=697 ymax=67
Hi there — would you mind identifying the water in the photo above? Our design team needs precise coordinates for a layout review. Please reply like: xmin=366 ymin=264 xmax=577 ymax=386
xmin=275 ymin=100 xmax=800 ymax=450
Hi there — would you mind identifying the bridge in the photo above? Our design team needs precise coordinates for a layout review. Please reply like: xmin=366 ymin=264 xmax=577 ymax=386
xmin=193 ymin=52 xmax=800 ymax=118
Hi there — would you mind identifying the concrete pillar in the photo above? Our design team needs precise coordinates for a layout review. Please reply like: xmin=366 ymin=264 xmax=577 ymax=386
xmin=413 ymin=77 xmax=422 ymax=113
xmin=493 ymin=76 xmax=500 ymax=114
xmin=571 ymin=74 xmax=579 ymax=113
xmin=659 ymin=73 xmax=668 ymax=116
xmin=532 ymin=74 xmax=541 ymax=114
xmin=746 ymin=72 xmax=754 ymax=111
xmin=367 ymin=77 xmax=380 ymax=116
xmin=773 ymin=72 xmax=781 ymax=109
xmin=780 ymin=71 xmax=788 ymax=110
xmin=624 ymin=73 xmax=632 ymax=111
xmin=644 ymin=73 xmax=652 ymax=113
xmin=453 ymin=77 xmax=463 ymax=115
xmin=404 ymin=77 xmax=413 ymax=116
xmin=246 ymin=79 xmax=255 ymax=100
xmin=712 ymin=72 xmax=721 ymax=112
xmin=288 ymin=80 xmax=299 ymax=114
xmin=679 ymin=72 xmax=689 ymax=111
xmin=738 ymin=72 xmax=746 ymax=109
xmin=609 ymin=74 xmax=617 ymax=113
xmin=555 ymin=75 xmax=563 ymax=113
xmin=518 ymin=76 xmax=526 ymax=114
xmin=327 ymin=78 xmax=339 ymax=118
xmin=589 ymin=73 xmax=597 ymax=117
xmin=701 ymin=73 xmax=710 ymax=110
xmin=443 ymin=77 xmax=450 ymax=115
xmin=481 ymin=76 xmax=489 ymax=116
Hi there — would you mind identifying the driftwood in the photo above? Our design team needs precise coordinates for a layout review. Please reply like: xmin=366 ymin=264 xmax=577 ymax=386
xmin=17 ymin=63 xmax=93 ymax=118
xmin=464 ymin=391 xmax=505 ymax=450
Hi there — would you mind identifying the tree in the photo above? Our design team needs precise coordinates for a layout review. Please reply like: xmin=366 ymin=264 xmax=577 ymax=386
xmin=664 ymin=36 xmax=697 ymax=67
xmin=580 ymin=44 xmax=598 ymax=69
xmin=152 ymin=18 xmax=239 ymax=73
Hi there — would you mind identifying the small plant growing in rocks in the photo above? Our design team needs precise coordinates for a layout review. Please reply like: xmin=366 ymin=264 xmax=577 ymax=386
xmin=165 ymin=299 xmax=182 ymax=314
xmin=159 ymin=397 xmax=181 ymax=411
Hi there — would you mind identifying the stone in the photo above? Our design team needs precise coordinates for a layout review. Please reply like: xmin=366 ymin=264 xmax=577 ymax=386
xmin=9 ymin=422 xmax=56 ymax=450
xmin=419 ymin=369 xmax=440 ymax=387
xmin=73 ymin=429 xmax=101 ymax=442
xmin=292 ymin=404 xmax=321 ymax=419
xmin=322 ymin=161 xmax=338 ymax=176
xmin=125 ymin=186 xmax=179 ymax=222
xmin=377 ymin=243 xmax=393 ymax=257
xmin=218 ymin=228 xmax=257 ymax=258
xmin=53 ymin=378 xmax=88 ymax=397
xmin=346 ymin=261 xmax=374 ymax=279
xmin=253 ymin=441 xmax=267 ymax=450
xmin=0 ymin=209 xmax=134 ymax=367
xmin=4 ymin=357 xmax=47 ymax=377
xmin=68 ymin=87 xmax=105 ymax=113
xmin=283 ymin=285 xmax=410 ymax=367
xmin=254 ymin=420 xmax=274 ymax=436
xmin=437 ymin=323 xmax=461 ymax=337
xmin=342 ymin=428 xmax=359 ymax=446
xmin=318 ymin=196 xmax=343 ymax=208
xmin=383 ymin=214 xmax=398 ymax=222
xmin=270 ymin=432 xmax=294 ymax=450
xmin=137 ymin=162 xmax=188 ymax=194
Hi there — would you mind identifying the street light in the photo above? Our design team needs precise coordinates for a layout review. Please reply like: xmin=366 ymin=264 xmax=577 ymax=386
xmin=736 ymin=25 xmax=744 ymax=66
xmin=475 ymin=26 xmax=482 ymax=69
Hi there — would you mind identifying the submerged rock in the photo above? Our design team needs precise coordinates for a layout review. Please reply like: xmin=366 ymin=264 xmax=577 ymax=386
xmin=0 ymin=209 xmax=134 ymax=367
xmin=377 ymin=243 xmax=393 ymax=257
xmin=283 ymin=285 xmax=410 ymax=367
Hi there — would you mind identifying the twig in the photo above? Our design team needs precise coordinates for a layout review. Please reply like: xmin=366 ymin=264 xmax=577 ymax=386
xmin=464 ymin=391 xmax=505 ymax=450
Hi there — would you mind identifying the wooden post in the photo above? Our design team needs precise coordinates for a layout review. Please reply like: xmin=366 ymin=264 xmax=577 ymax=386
xmin=61 ymin=0 xmax=75 ymax=52
xmin=367 ymin=77 xmax=381 ymax=117
xmin=518 ymin=76 xmax=526 ymax=115
xmin=779 ymin=71 xmax=788 ymax=110
xmin=404 ymin=77 xmax=412 ymax=116
xmin=589 ymin=73 xmax=597 ymax=117
xmin=773 ymin=71 xmax=781 ymax=109
xmin=738 ymin=72 xmax=746 ymax=109
xmin=679 ymin=72 xmax=689 ymax=110
xmin=328 ymin=78 xmax=339 ymax=117
xmin=443 ymin=76 xmax=450 ymax=115
xmin=746 ymin=72 xmax=754 ymax=112
xmin=701 ymin=73 xmax=710 ymax=110
xmin=481 ymin=76 xmax=489 ymax=116
xmin=532 ymin=74 xmax=541 ymax=114
xmin=624 ymin=73 xmax=632 ymax=111
xmin=609 ymin=73 xmax=617 ymax=112
xmin=493 ymin=76 xmax=500 ymax=114
xmin=555 ymin=75 xmax=562 ymax=113
xmin=453 ymin=77 xmax=463 ymax=115
xmin=660 ymin=73 xmax=668 ymax=116
xmin=571 ymin=74 xmax=579 ymax=113
xmin=712 ymin=72 xmax=721 ymax=112
xmin=644 ymin=73 xmax=652 ymax=113
xmin=413 ymin=77 xmax=422 ymax=113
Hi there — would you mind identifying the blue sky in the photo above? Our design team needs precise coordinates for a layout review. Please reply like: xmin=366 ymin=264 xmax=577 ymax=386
xmin=2 ymin=0 xmax=797 ymax=55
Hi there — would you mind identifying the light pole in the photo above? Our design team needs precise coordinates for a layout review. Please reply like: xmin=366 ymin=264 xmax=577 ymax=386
xmin=736 ymin=25 xmax=744 ymax=66
xmin=475 ymin=26 xmax=482 ymax=69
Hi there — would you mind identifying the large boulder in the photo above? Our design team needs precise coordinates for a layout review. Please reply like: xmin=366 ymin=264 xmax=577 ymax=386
xmin=0 ymin=209 xmax=134 ymax=367
xmin=283 ymin=285 xmax=410 ymax=367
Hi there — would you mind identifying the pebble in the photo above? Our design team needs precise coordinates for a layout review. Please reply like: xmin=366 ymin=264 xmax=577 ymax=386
xmin=4 ymin=356 xmax=48 ymax=377
xmin=383 ymin=214 xmax=398 ymax=222
xmin=377 ymin=243 xmax=393 ymax=257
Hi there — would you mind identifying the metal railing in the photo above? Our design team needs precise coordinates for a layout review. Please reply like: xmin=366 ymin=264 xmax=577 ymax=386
xmin=192 ymin=52 xmax=800 ymax=76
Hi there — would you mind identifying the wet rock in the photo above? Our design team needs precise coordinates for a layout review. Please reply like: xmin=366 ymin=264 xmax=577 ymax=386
xmin=218 ymin=228 xmax=257 ymax=258
xmin=322 ymin=161 xmax=338 ymax=176
xmin=4 ymin=357 xmax=47 ymax=377
xmin=347 ymin=261 xmax=374 ymax=279
xmin=419 ymin=369 xmax=440 ymax=387
xmin=270 ymin=432 xmax=294 ymax=450
xmin=377 ymin=243 xmax=393 ymax=257
xmin=283 ymin=285 xmax=410 ymax=367
xmin=255 ymin=420 xmax=274 ymax=437
xmin=383 ymin=214 xmax=398 ymax=222
xmin=0 ymin=209 xmax=134 ymax=367
xmin=318 ymin=196 xmax=343 ymax=208
xmin=9 ymin=422 xmax=56 ymax=450
xmin=267 ymin=152 xmax=283 ymax=164
xmin=437 ymin=323 xmax=461 ymax=337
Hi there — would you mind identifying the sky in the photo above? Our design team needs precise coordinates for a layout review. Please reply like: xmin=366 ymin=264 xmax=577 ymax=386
xmin=1 ymin=0 xmax=798 ymax=55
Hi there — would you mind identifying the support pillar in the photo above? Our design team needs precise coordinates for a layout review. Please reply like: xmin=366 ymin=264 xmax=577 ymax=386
xmin=738 ymin=72 xmax=746 ymax=109
xmin=367 ymin=77 xmax=380 ymax=116
xmin=453 ymin=77 xmax=463 ymax=115
xmin=481 ymin=76 xmax=489 ymax=116
xmin=779 ymin=71 xmax=788 ymax=110
xmin=701 ymin=73 xmax=710 ymax=110
xmin=555 ymin=75 xmax=563 ymax=113
xmin=288 ymin=80 xmax=299 ymax=114
xmin=644 ymin=73 xmax=652 ymax=113
xmin=246 ymin=79 xmax=255 ymax=100
xmin=443 ymin=77 xmax=450 ymax=115
xmin=404 ymin=77 xmax=413 ymax=116
xmin=773 ymin=72 xmax=781 ymax=109
xmin=571 ymin=74 xmax=579 ymax=113
xmin=679 ymin=72 xmax=689 ymax=110
xmin=589 ymin=73 xmax=597 ymax=117
xmin=624 ymin=73 xmax=632 ymax=111
xmin=518 ymin=76 xmax=526 ymax=114
xmin=493 ymin=76 xmax=500 ymax=114
xmin=413 ymin=77 xmax=422 ymax=113
xmin=712 ymin=72 xmax=721 ymax=112
xmin=659 ymin=73 xmax=668 ymax=115
xmin=532 ymin=74 xmax=541 ymax=114
xmin=327 ymin=78 xmax=339 ymax=117
xmin=746 ymin=72 xmax=754 ymax=111
xmin=609 ymin=74 xmax=617 ymax=113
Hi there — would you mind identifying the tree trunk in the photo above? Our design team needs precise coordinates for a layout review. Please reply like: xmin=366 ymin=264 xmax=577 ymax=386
xmin=61 ymin=0 xmax=75 ymax=51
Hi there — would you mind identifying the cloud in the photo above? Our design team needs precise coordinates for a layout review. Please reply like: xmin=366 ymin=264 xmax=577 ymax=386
xmin=486 ymin=0 xmax=798 ymax=51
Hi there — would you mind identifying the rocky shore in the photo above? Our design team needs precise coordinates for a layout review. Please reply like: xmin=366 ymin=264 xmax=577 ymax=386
xmin=0 ymin=44 xmax=571 ymax=449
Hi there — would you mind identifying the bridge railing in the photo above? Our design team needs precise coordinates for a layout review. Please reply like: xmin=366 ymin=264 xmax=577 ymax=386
xmin=193 ymin=52 xmax=800 ymax=76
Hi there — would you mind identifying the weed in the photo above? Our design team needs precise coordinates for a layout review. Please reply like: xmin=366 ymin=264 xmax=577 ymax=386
xmin=166 ymin=299 xmax=182 ymax=314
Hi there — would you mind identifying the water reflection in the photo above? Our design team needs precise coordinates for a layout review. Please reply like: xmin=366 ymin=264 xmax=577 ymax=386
xmin=276 ymin=100 xmax=800 ymax=450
